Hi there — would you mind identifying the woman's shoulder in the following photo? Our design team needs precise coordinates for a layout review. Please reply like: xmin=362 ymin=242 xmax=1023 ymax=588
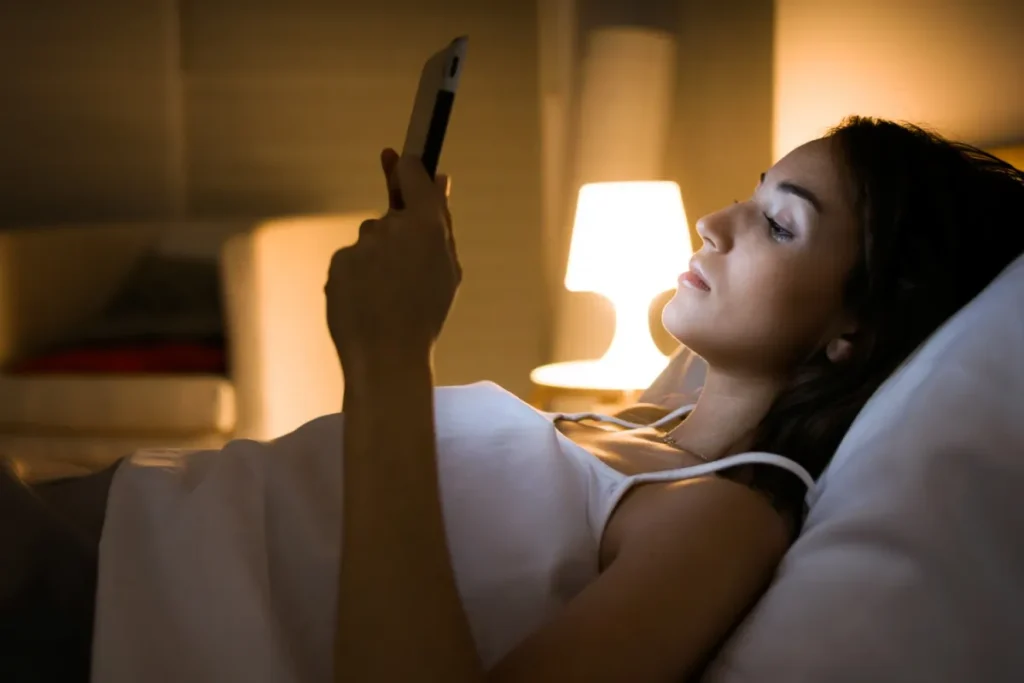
xmin=605 ymin=404 xmax=807 ymax=536
xmin=716 ymin=464 xmax=806 ymax=538
xmin=610 ymin=402 xmax=675 ymax=426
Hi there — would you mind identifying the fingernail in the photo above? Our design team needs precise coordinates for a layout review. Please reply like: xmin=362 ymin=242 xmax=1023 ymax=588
xmin=445 ymin=175 xmax=452 ymax=198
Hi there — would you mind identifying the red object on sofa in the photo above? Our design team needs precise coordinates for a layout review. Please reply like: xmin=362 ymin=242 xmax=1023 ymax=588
xmin=10 ymin=342 xmax=226 ymax=375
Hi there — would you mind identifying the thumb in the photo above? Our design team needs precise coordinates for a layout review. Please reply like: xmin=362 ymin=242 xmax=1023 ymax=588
xmin=381 ymin=148 xmax=403 ymax=210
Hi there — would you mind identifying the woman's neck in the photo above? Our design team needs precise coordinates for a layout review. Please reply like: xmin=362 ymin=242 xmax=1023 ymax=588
xmin=664 ymin=368 xmax=784 ymax=460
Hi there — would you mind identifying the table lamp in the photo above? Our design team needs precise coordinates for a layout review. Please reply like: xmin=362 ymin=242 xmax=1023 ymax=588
xmin=531 ymin=181 xmax=693 ymax=396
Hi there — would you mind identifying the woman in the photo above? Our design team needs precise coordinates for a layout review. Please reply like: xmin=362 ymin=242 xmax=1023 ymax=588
xmin=3 ymin=117 xmax=1024 ymax=682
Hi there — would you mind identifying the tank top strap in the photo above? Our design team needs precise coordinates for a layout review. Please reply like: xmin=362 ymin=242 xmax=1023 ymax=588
xmin=551 ymin=405 xmax=813 ymax=491
xmin=548 ymin=403 xmax=817 ymax=528
xmin=625 ymin=451 xmax=816 ymax=493
xmin=550 ymin=403 xmax=696 ymax=430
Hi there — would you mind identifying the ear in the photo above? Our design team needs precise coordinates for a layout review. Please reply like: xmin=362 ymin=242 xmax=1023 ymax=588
xmin=825 ymin=316 xmax=859 ymax=363
xmin=825 ymin=334 xmax=855 ymax=363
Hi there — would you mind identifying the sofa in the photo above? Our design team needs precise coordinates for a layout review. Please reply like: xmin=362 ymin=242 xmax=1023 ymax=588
xmin=0 ymin=213 xmax=373 ymax=480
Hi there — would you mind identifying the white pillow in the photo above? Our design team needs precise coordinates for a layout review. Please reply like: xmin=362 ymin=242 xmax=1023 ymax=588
xmin=705 ymin=253 xmax=1024 ymax=683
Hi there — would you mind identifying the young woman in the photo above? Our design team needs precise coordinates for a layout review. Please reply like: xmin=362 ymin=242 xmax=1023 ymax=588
xmin=3 ymin=117 xmax=1023 ymax=682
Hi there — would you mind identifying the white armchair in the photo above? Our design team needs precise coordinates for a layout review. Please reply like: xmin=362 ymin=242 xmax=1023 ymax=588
xmin=0 ymin=213 xmax=374 ymax=480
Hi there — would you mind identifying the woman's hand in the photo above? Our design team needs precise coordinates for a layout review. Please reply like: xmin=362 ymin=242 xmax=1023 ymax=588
xmin=325 ymin=149 xmax=460 ymax=371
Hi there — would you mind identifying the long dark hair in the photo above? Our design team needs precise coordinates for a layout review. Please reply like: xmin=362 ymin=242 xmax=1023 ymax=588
xmin=751 ymin=116 xmax=1024 ymax=481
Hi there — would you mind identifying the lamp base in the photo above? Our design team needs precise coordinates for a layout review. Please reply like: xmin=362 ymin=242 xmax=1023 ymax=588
xmin=527 ymin=362 xmax=636 ymax=412
xmin=530 ymin=358 xmax=666 ymax=392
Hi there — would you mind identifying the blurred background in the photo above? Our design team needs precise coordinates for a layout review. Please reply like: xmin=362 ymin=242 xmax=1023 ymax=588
xmin=0 ymin=0 xmax=1021 ymax=473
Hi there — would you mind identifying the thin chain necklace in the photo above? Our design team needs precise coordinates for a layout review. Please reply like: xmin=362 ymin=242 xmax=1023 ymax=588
xmin=658 ymin=431 xmax=712 ymax=462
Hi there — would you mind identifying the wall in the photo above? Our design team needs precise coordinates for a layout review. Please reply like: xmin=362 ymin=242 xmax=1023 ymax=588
xmin=667 ymin=0 xmax=775 ymax=247
xmin=0 ymin=4 xmax=179 ymax=224
xmin=0 ymin=1 xmax=545 ymax=396
xmin=774 ymin=0 xmax=1024 ymax=159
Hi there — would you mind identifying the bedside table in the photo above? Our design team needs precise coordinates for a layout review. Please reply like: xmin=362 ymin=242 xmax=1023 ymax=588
xmin=528 ymin=360 xmax=652 ymax=412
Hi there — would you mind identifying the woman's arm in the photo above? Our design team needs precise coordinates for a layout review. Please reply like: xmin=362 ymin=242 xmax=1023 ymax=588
xmin=329 ymin=150 xmax=479 ymax=682
xmin=488 ymin=477 xmax=789 ymax=682
xmin=335 ymin=352 xmax=481 ymax=682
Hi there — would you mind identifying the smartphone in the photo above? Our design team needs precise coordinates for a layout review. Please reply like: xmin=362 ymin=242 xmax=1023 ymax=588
xmin=401 ymin=36 xmax=468 ymax=180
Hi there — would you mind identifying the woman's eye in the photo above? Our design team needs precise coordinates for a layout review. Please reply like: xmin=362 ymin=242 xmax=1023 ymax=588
xmin=764 ymin=213 xmax=794 ymax=242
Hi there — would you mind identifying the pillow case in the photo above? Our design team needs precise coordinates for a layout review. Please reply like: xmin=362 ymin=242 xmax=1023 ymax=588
xmin=705 ymin=253 xmax=1024 ymax=683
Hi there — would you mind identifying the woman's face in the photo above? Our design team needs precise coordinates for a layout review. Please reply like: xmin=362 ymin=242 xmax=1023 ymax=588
xmin=663 ymin=138 xmax=862 ymax=376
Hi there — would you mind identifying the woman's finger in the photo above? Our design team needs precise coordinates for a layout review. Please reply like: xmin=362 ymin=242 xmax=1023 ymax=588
xmin=327 ymin=244 xmax=357 ymax=283
xmin=430 ymin=172 xmax=457 ymax=254
xmin=445 ymin=206 xmax=457 ymax=258
xmin=358 ymin=217 xmax=384 ymax=242
xmin=395 ymin=154 xmax=443 ymax=214
xmin=380 ymin=148 xmax=403 ymax=210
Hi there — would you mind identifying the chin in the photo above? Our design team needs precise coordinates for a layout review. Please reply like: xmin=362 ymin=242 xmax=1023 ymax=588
xmin=661 ymin=291 xmax=710 ymax=356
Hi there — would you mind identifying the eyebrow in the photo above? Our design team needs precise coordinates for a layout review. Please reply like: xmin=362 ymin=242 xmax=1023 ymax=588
xmin=759 ymin=172 xmax=823 ymax=213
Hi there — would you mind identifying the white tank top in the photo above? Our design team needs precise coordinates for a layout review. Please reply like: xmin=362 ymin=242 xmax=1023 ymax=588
xmin=92 ymin=381 xmax=813 ymax=683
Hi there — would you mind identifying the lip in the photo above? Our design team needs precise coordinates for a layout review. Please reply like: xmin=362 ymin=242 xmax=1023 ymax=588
xmin=678 ymin=258 xmax=711 ymax=291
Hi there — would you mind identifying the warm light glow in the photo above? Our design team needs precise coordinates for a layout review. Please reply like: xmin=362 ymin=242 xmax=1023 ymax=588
xmin=772 ymin=1 xmax=1023 ymax=160
xmin=552 ymin=181 xmax=692 ymax=390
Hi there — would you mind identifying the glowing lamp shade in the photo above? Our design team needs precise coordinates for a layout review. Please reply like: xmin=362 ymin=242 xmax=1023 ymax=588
xmin=556 ymin=180 xmax=692 ymax=390
xmin=566 ymin=181 xmax=690 ymax=293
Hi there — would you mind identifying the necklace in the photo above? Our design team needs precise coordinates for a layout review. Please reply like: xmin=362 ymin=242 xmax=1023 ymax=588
xmin=659 ymin=432 xmax=711 ymax=462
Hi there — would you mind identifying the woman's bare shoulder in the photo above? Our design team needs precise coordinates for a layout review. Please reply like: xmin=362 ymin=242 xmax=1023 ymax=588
xmin=610 ymin=402 xmax=673 ymax=425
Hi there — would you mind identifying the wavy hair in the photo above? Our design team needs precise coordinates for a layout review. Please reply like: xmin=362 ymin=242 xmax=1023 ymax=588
xmin=751 ymin=117 xmax=1024 ymax=481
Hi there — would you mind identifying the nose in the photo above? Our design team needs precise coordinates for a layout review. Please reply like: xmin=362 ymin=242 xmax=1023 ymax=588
xmin=695 ymin=217 xmax=716 ymax=250
xmin=695 ymin=206 xmax=733 ymax=252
